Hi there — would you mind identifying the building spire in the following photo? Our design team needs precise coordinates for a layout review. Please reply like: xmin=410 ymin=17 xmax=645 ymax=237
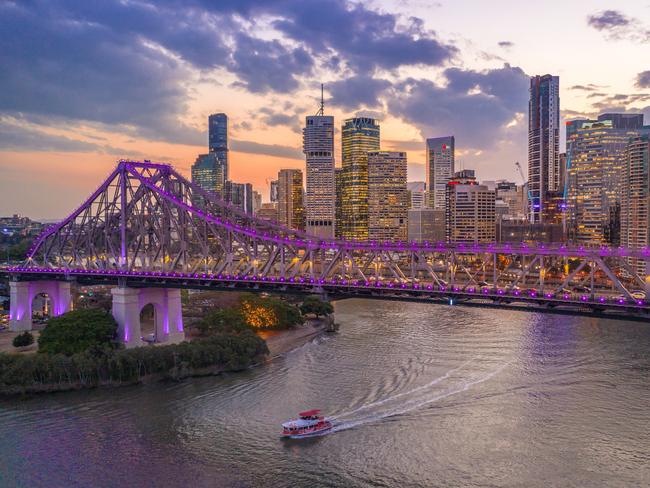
xmin=316 ymin=83 xmax=325 ymax=116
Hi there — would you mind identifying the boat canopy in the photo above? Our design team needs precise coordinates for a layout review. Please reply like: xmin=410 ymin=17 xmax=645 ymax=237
xmin=298 ymin=409 xmax=321 ymax=417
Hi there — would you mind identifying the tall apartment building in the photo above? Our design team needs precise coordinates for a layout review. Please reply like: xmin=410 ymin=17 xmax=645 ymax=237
xmin=303 ymin=112 xmax=335 ymax=238
xmin=334 ymin=167 xmax=344 ymax=239
xmin=277 ymin=169 xmax=305 ymax=230
xmin=191 ymin=152 xmax=227 ymax=206
xmin=566 ymin=113 xmax=645 ymax=245
xmin=426 ymin=136 xmax=455 ymax=210
xmin=252 ymin=190 xmax=262 ymax=214
xmin=445 ymin=170 xmax=496 ymax=243
xmin=495 ymin=181 xmax=526 ymax=220
xmin=367 ymin=151 xmax=408 ymax=241
xmin=340 ymin=117 xmax=380 ymax=240
xmin=528 ymin=75 xmax=560 ymax=223
xmin=621 ymin=134 xmax=650 ymax=275
xmin=208 ymin=113 xmax=228 ymax=181
xmin=224 ymin=181 xmax=253 ymax=215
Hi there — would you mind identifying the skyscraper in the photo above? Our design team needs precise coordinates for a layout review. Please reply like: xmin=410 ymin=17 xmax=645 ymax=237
xmin=566 ymin=114 xmax=645 ymax=244
xmin=208 ymin=113 xmax=228 ymax=182
xmin=303 ymin=94 xmax=335 ymax=238
xmin=270 ymin=180 xmax=279 ymax=202
xmin=340 ymin=117 xmax=380 ymax=240
xmin=426 ymin=136 xmax=455 ymax=210
xmin=528 ymin=75 xmax=560 ymax=223
xmin=621 ymin=134 xmax=650 ymax=274
xmin=367 ymin=151 xmax=408 ymax=241
xmin=277 ymin=169 xmax=304 ymax=230
xmin=334 ymin=167 xmax=344 ymax=239
xmin=224 ymin=181 xmax=253 ymax=215
xmin=191 ymin=153 xmax=227 ymax=203
xmin=445 ymin=170 xmax=496 ymax=243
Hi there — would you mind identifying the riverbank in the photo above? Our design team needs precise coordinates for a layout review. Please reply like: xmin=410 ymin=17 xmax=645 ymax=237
xmin=257 ymin=317 xmax=331 ymax=358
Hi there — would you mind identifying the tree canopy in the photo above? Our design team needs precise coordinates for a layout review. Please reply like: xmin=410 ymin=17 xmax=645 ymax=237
xmin=38 ymin=308 xmax=118 ymax=356
xmin=299 ymin=296 xmax=334 ymax=318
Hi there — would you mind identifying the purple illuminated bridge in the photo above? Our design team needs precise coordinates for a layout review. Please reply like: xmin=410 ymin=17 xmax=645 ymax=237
xmin=3 ymin=160 xmax=650 ymax=346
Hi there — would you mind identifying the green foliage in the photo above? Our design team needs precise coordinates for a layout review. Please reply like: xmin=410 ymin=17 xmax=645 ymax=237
xmin=194 ymin=307 xmax=251 ymax=336
xmin=38 ymin=308 xmax=118 ymax=356
xmin=12 ymin=331 xmax=34 ymax=348
xmin=299 ymin=296 xmax=334 ymax=317
xmin=0 ymin=333 xmax=269 ymax=395
xmin=239 ymin=293 xmax=303 ymax=329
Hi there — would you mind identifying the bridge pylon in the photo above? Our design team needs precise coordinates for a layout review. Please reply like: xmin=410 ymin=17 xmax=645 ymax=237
xmin=9 ymin=280 xmax=72 ymax=331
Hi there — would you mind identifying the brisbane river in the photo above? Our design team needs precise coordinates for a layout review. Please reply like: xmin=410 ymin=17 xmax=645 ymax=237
xmin=1 ymin=299 xmax=649 ymax=487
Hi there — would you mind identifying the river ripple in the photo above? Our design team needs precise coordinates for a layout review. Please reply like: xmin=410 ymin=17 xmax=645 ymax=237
xmin=0 ymin=298 xmax=649 ymax=487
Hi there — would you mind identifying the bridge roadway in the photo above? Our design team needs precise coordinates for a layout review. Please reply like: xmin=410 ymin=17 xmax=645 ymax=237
xmin=4 ymin=264 xmax=649 ymax=323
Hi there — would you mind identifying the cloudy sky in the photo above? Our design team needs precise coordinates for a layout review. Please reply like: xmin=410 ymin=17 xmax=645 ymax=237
xmin=1 ymin=0 xmax=649 ymax=219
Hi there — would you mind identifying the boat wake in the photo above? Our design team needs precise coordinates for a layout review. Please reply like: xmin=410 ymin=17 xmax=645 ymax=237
xmin=329 ymin=357 xmax=511 ymax=433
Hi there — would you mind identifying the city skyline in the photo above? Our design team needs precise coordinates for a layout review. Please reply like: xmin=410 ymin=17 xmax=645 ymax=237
xmin=1 ymin=1 xmax=650 ymax=219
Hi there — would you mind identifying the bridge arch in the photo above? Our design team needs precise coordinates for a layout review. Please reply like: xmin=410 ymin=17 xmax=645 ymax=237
xmin=9 ymin=281 xmax=72 ymax=331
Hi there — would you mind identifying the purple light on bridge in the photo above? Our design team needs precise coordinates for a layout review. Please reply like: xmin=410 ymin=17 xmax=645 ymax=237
xmin=599 ymin=296 xmax=606 ymax=303
xmin=580 ymin=295 xmax=588 ymax=301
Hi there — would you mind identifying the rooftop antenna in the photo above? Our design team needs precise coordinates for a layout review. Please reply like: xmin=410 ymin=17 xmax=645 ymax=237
xmin=315 ymin=83 xmax=325 ymax=116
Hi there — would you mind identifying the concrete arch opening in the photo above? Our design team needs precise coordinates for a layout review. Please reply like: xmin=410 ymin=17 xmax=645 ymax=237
xmin=9 ymin=281 xmax=72 ymax=331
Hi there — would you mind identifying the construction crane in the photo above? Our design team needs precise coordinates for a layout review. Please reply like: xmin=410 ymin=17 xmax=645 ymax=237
xmin=515 ymin=161 xmax=534 ymax=224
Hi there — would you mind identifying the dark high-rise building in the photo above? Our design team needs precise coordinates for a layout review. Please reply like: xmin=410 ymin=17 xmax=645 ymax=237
xmin=225 ymin=181 xmax=253 ymax=215
xmin=340 ymin=117 xmax=380 ymax=240
xmin=528 ymin=75 xmax=560 ymax=224
xmin=208 ymin=113 xmax=228 ymax=182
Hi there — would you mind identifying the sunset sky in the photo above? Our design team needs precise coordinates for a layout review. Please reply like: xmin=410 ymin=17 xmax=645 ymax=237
xmin=1 ymin=0 xmax=649 ymax=219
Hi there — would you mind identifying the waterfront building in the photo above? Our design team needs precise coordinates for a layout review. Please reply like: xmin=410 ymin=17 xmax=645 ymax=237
xmin=277 ymin=169 xmax=305 ymax=230
xmin=407 ymin=181 xmax=426 ymax=209
xmin=340 ymin=117 xmax=380 ymax=240
xmin=208 ymin=113 xmax=228 ymax=181
xmin=426 ymin=136 xmax=455 ymax=210
xmin=566 ymin=113 xmax=645 ymax=245
xmin=224 ymin=181 xmax=253 ymax=214
xmin=621 ymin=134 xmax=650 ymax=274
xmin=303 ymin=109 xmax=335 ymax=238
xmin=445 ymin=170 xmax=495 ymax=243
xmin=408 ymin=208 xmax=445 ymax=242
xmin=270 ymin=180 xmax=279 ymax=202
xmin=367 ymin=151 xmax=408 ymax=241
xmin=191 ymin=153 xmax=227 ymax=206
xmin=256 ymin=202 xmax=278 ymax=223
xmin=528 ymin=74 xmax=560 ymax=223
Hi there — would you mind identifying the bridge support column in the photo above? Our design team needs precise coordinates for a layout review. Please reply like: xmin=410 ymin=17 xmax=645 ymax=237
xmin=111 ymin=287 xmax=142 ymax=348
xmin=9 ymin=280 xmax=72 ymax=332
xmin=645 ymin=261 xmax=650 ymax=295
xmin=111 ymin=287 xmax=185 ymax=348
xmin=9 ymin=282 xmax=31 ymax=331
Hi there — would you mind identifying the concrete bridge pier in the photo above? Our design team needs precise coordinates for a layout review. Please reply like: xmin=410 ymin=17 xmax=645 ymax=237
xmin=111 ymin=287 xmax=184 ymax=348
xmin=9 ymin=280 xmax=72 ymax=331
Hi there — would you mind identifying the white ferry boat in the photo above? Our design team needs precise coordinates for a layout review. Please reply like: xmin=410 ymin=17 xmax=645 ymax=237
xmin=281 ymin=409 xmax=333 ymax=438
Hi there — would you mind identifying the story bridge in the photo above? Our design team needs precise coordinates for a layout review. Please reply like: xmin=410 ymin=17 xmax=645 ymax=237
xmin=3 ymin=160 xmax=650 ymax=347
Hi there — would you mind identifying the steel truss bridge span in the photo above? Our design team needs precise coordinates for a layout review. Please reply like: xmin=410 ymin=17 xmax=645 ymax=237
xmin=5 ymin=160 xmax=650 ymax=321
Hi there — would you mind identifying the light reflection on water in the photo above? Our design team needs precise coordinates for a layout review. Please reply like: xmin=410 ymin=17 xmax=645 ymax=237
xmin=1 ymin=299 xmax=649 ymax=487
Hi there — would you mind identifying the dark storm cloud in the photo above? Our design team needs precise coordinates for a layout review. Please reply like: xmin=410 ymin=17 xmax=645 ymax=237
xmin=272 ymin=0 xmax=456 ymax=73
xmin=498 ymin=41 xmax=514 ymax=48
xmin=587 ymin=9 xmax=650 ymax=42
xmin=570 ymin=84 xmax=605 ymax=91
xmin=636 ymin=71 xmax=650 ymax=88
xmin=388 ymin=64 xmax=529 ymax=148
xmin=328 ymin=75 xmax=392 ymax=110
xmin=0 ymin=0 xmax=457 ymax=150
